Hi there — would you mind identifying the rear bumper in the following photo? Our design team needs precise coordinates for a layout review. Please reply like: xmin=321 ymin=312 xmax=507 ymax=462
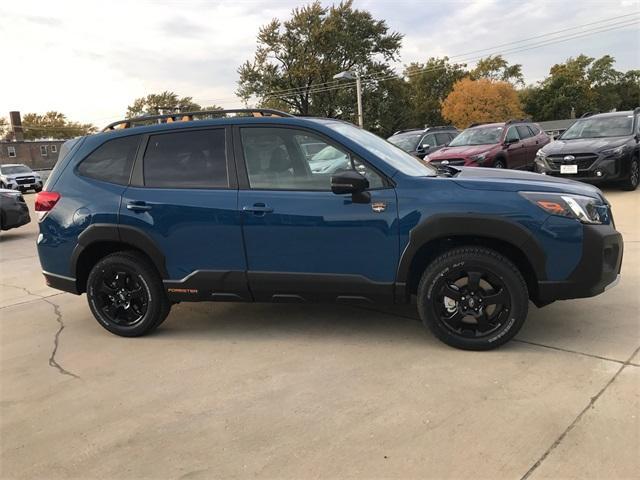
xmin=43 ymin=271 xmax=79 ymax=295
xmin=536 ymin=223 xmax=623 ymax=304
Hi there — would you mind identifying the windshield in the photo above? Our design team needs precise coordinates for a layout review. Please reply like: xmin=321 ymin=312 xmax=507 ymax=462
xmin=449 ymin=126 xmax=504 ymax=146
xmin=560 ymin=115 xmax=633 ymax=139
xmin=387 ymin=132 xmax=422 ymax=151
xmin=1 ymin=165 xmax=32 ymax=175
xmin=327 ymin=122 xmax=436 ymax=177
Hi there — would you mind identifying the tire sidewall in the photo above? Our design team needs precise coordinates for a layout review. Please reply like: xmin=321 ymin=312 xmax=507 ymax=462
xmin=418 ymin=251 xmax=528 ymax=350
xmin=87 ymin=254 xmax=165 ymax=337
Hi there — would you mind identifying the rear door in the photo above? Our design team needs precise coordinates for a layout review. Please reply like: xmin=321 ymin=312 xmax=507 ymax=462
xmin=119 ymin=127 xmax=249 ymax=301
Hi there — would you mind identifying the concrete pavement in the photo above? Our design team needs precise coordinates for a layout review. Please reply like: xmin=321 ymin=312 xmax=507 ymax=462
xmin=1 ymin=189 xmax=638 ymax=479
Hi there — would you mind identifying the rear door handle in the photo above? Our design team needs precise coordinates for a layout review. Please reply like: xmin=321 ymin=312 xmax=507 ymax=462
xmin=126 ymin=201 xmax=152 ymax=212
xmin=242 ymin=203 xmax=274 ymax=214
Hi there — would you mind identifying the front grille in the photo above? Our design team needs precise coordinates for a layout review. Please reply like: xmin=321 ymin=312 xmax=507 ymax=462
xmin=434 ymin=158 xmax=466 ymax=166
xmin=546 ymin=153 xmax=598 ymax=171
xmin=15 ymin=176 xmax=36 ymax=185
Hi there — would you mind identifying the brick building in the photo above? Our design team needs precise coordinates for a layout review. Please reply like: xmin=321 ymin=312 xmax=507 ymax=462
xmin=1 ymin=111 xmax=67 ymax=169
xmin=0 ymin=140 xmax=66 ymax=169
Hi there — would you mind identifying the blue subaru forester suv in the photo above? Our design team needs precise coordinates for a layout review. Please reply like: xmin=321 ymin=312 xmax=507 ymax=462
xmin=35 ymin=109 xmax=623 ymax=350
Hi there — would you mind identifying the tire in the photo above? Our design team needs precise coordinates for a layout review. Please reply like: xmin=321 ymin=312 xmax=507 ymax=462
xmin=417 ymin=247 xmax=528 ymax=350
xmin=620 ymin=157 xmax=639 ymax=191
xmin=493 ymin=159 xmax=506 ymax=169
xmin=86 ymin=251 xmax=170 ymax=337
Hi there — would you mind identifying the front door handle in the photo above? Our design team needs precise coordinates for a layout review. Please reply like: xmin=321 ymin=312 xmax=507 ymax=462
xmin=242 ymin=203 xmax=274 ymax=214
xmin=126 ymin=201 xmax=152 ymax=212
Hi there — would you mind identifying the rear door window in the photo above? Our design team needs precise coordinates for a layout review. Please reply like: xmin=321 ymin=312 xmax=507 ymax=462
xmin=516 ymin=126 xmax=533 ymax=139
xmin=143 ymin=129 xmax=228 ymax=188
xmin=435 ymin=133 xmax=451 ymax=145
xmin=77 ymin=135 xmax=140 ymax=185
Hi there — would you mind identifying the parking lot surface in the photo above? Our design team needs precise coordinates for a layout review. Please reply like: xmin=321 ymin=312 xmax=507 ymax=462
xmin=1 ymin=189 xmax=638 ymax=479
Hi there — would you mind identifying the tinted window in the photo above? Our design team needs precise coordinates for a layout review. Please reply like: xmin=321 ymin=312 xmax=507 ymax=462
xmin=505 ymin=127 xmax=520 ymax=142
xmin=421 ymin=134 xmax=436 ymax=147
xmin=241 ymin=127 xmax=385 ymax=190
xmin=516 ymin=126 xmax=532 ymax=139
xmin=143 ymin=129 xmax=228 ymax=188
xmin=77 ymin=135 xmax=139 ymax=185
xmin=435 ymin=133 xmax=451 ymax=145
xmin=528 ymin=125 xmax=540 ymax=136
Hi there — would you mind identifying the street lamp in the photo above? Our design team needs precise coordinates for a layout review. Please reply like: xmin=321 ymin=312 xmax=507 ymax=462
xmin=333 ymin=70 xmax=363 ymax=128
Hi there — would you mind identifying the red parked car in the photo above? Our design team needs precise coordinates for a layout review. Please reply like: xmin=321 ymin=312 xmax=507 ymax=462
xmin=425 ymin=120 xmax=550 ymax=170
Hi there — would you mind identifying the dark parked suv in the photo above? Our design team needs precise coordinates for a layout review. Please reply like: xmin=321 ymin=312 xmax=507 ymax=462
xmin=36 ymin=109 xmax=623 ymax=350
xmin=535 ymin=109 xmax=640 ymax=191
xmin=426 ymin=120 xmax=550 ymax=169
xmin=387 ymin=126 xmax=459 ymax=159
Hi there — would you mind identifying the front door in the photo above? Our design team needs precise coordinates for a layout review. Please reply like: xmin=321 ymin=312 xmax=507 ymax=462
xmin=504 ymin=126 xmax=527 ymax=169
xmin=119 ymin=127 xmax=249 ymax=301
xmin=236 ymin=126 xmax=399 ymax=303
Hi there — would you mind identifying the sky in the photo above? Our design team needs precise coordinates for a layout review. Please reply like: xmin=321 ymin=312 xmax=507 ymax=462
xmin=1 ymin=0 xmax=639 ymax=127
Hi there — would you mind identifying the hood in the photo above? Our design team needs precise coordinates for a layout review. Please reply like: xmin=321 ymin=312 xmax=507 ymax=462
xmin=428 ymin=144 xmax=495 ymax=159
xmin=541 ymin=136 xmax=629 ymax=155
xmin=451 ymin=166 xmax=603 ymax=198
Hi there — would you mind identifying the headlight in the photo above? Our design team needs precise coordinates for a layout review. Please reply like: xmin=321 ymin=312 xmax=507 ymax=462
xmin=470 ymin=152 xmax=487 ymax=163
xmin=520 ymin=192 xmax=608 ymax=224
xmin=601 ymin=145 xmax=629 ymax=157
xmin=536 ymin=149 xmax=547 ymax=159
xmin=424 ymin=155 xmax=431 ymax=162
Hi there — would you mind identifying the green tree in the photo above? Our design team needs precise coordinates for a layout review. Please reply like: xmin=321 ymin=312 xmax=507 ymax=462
xmin=21 ymin=112 xmax=95 ymax=140
xmin=237 ymin=0 xmax=402 ymax=128
xmin=471 ymin=55 xmax=524 ymax=85
xmin=404 ymin=57 xmax=468 ymax=127
xmin=0 ymin=117 xmax=8 ymax=140
xmin=521 ymin=55 xmax=636 ymax=121
xmin=126 ymin=91 xmax=203 ymax=117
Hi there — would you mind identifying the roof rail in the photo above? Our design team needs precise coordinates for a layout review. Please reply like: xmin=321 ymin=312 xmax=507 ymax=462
xmin=468 ymin=122 xmax=490 ymax=128
xmin=392 ymin=128 xmax=423 ymax=135
xmin=102 ymin=109 xmax=294 ymax=132
xmin=505 ymin=118 xmax=531 ymax=125
xmin=580 ymin=111 xmax=597 ymax=118
xmin=425 ymin=125 xmax=457 ymax=131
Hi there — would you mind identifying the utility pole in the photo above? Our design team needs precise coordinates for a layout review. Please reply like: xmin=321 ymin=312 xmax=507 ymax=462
xmin=333 ymin=70 xmax=364 ymax=128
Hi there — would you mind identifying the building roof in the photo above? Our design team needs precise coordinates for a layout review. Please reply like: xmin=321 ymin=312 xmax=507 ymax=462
xmin=536 ymin=119 xmax=576 ymax=131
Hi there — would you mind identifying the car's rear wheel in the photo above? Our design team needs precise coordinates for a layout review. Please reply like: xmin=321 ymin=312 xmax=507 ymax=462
xmin=417 ymin=247 xmax=528 ymax=350
xmin=87 ymin=251 xmax=170 ymax=337
xmin=620 ymin=157 xmax=639 ymax=191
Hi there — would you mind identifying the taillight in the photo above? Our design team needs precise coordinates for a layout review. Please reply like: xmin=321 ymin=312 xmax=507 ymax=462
xmin=35 ymin=191 xmax=60 ymax=220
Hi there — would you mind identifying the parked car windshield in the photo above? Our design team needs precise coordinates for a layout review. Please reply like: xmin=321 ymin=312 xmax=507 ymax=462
xmin=449 ymin=126 xmax=504 ymax=146
xmin=560 ymin=115 xmax=633 ymax=139
xmin=327 ymin=122 xmax=436 ymax=177
xmin=1 ymin=165 xmax=32 ymax=175
xmin=387 ymin=132 xmax=422 ymax=151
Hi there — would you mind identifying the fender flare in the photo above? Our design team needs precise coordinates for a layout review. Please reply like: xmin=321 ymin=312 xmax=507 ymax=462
xmin=70 ymin=223 xmax=169 ymax=279
xmin=395 ymin=213 xmax=547 ymax=285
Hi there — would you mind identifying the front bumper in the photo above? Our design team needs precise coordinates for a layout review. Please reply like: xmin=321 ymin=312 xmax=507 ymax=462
xmin=536 ymin=223 xmax=623 ymax=304
xmin=535 ymin=153 xmax=627 ymax=183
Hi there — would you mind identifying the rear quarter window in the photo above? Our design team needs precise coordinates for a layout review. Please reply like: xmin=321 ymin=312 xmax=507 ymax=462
xmin=77 ymin=135 xmax=140 ymax=185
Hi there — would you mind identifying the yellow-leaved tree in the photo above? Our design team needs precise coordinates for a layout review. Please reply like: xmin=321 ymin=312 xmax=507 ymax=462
xmin=442 ymin=78 xmax=524 ymax=128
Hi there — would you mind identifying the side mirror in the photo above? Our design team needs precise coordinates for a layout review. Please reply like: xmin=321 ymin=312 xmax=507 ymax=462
xmin=504 ymin=137 xmax=519 ymax=145
xmin=331 ymin=170 xmax=369 ymax=195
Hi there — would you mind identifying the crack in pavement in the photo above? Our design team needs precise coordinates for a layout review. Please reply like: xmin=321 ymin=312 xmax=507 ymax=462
xmin=520 ymin=344 xmax=640 ymax=480
xmin=0 ymin=282 xmax=80 ymax=379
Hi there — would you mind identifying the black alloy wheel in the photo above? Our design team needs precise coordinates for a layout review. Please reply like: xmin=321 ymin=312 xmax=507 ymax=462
xmin=417 ymin=247 xmax=528 ymax=350
xmin=87 ymin=251 xmax=170 ymax=337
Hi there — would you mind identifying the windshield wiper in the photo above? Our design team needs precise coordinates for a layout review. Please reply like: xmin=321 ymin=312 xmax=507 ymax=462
xmin=436 ymin=165 xmax=460 ymax=177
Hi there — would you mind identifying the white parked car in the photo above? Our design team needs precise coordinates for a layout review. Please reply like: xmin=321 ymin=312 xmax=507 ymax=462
xmin=0 ymin=164 xmax=43 ymax=192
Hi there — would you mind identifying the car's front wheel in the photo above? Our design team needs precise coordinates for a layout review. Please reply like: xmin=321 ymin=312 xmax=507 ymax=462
xmin=87 ymin=251 xmax=170 ymax=337
xmin=620 ymin=156 xmax=639 ymax=191
xmin=417 ymin=247 xmax=528 ymax=350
